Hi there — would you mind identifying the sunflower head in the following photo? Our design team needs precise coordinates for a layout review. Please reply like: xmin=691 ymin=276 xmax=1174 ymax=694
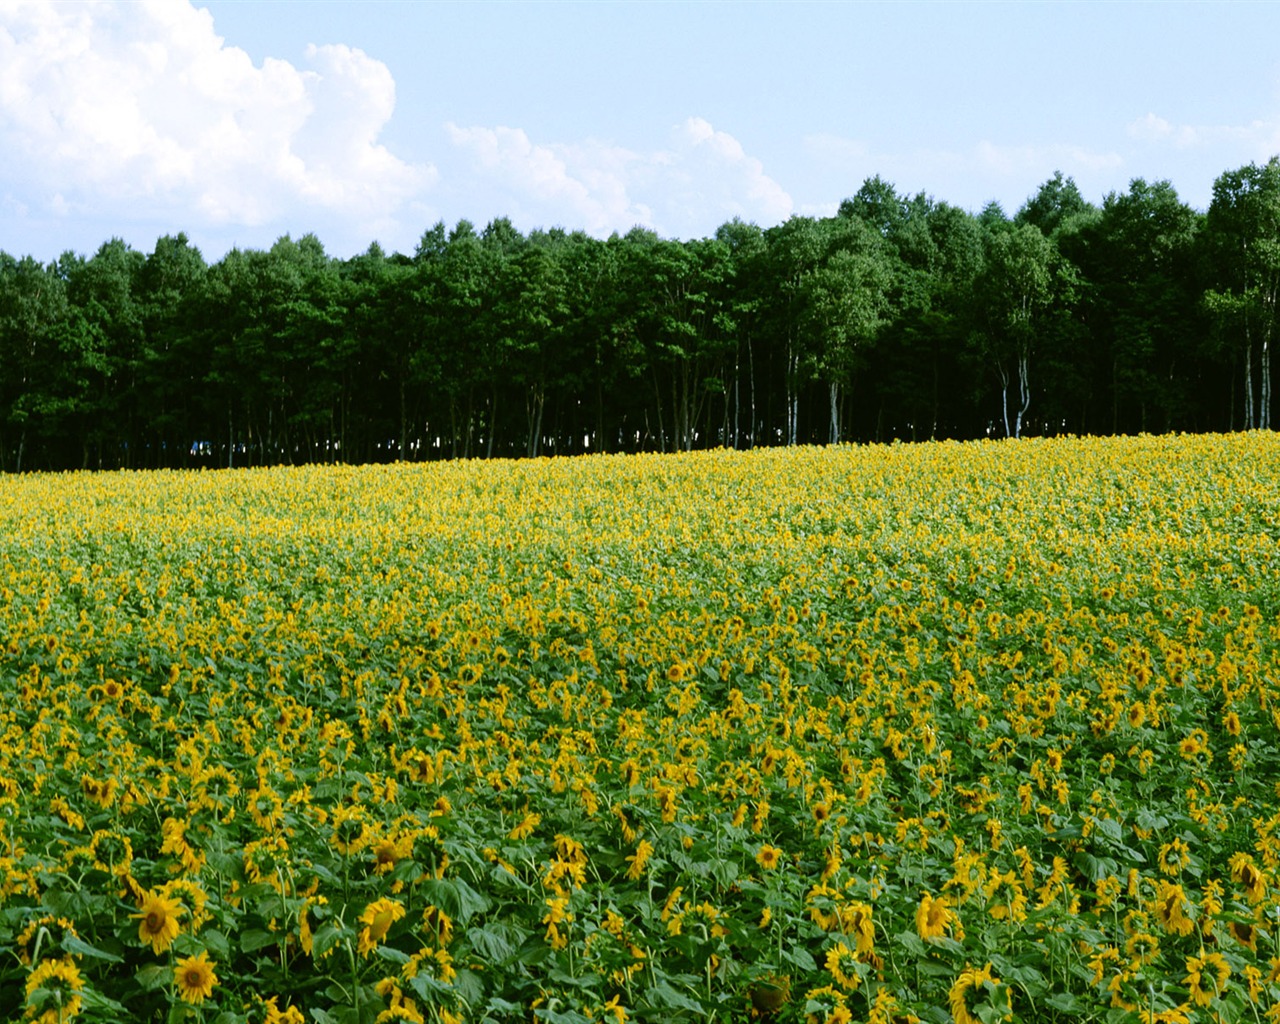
xmin=132 ymin=890 xmax=183 ymax=954
xmin=25 ymin=956 xmax=84 ymax=1024
xmin=357 ymin=898 xmax=406 ymax=956
xmin=915 ymin=892 xmax=955 ymax=942
xmin=756 ymin=844 xmax=783 ymax=871
xmin=174 ymin=950 xmax=218 ymax=1005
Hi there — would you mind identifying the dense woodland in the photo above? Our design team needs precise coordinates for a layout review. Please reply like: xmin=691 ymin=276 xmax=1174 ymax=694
xmin=1 ymin=160 xmax=1279 ymax=471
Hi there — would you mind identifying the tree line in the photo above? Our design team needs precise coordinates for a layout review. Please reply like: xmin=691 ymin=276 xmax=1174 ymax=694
xmin=1 ymin=160 xmax=1278 ymax=471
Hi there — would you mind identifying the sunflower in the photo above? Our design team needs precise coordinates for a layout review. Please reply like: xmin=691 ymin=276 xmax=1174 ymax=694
xmin=421 ymin=904 xmax=454 ymax=946
xmin=329 ymin=805 xmax=371 ymax=855
xmin=298 ymin=895 xmax=329 ymax=958
xmin=371 ymin=833 xmax=413 ymax=875
xmin=1229 ymin=852 xmax=1268 ymax=903
xmin=1140 ymin=1005 xmax=1192 ymax=1024
xmin=132 ymin=890 xmax=183 ymax=954
xmin=1157 ymin=838 xmax=1190 ymax=877
xmin=1184 ymin=952 xmax=1230 ymax=1007
xmin=358 ymin=898 xmax=406 ymax=956
xmin=88 ymin=829 xmax=133 ymax=876
xmin=1124 ymin=931 xmax=1160 ymax=966
xmin=262 ymin=997 xmax=306 ymax=1024
xmin=1228 ymin=921 xmax=1257 ymax=950
xmin=1156 ymin=883 xmax=1197 ymax=938
xmin=625 ymin=839 xmax=654 ymax=880
xmin=756 ymin=844 xmax=783 ymax=870
xmin=508 ymin=811 xmax=540 ymax=841
xmin=25 ymin=956 xmax=84 ymax=1024
xmin=845 ymin=902 xmax=875 ymax=958
xmin=915 ymin=892 xmax=956 ymax=942
xmin=825 ymin=941 xmax=862 ymax=991
xmin=174 ymin=950 xmax=218 ymax=1005
xmin=948 ymin=963 xmax=997 ymax=1024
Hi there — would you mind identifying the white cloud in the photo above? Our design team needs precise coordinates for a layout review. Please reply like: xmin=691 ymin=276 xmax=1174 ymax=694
xmin=1127 ymin=111 xmax=1280 ymax=155
xmin=444 ymin=123 xmax=648 ymax=235
xmin=973 ymin=140 xmax=1125 ymax=176
xmin=0 ymin=0 xmax=432 ymax=232
xmin=446 ymin=116 xmax=793 ymax=238
xmin=805 ymin=132 xmax=1122 ymax=179
xmin=799 ymin=131 xmax=1129 ymax=211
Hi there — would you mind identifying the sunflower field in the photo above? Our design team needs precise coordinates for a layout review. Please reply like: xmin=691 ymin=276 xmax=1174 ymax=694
xmin=3 ymin=434 xmax=1280 ymax=1024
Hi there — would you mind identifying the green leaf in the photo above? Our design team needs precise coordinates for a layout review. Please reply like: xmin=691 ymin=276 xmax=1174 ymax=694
xmin=644 ymin=982 xmax=704 ymax=1013
xmin=1047 ymin=993 xmax=1085 ymax=1013
xmin=168 ymin=1003 xmax=197 ymax=1024
xmin=532 ymin=1008 xmax=592 ymax=1024
xmin=136 ymin=964 xmax=172 ymax=991
xmin=420 ymin=878 xmax=490 ymax=924
xmin=1096 ymin=816 xmax=1124 ymax=842
xmin=80 ymin=988 xmax=129 ymax=1014
xmin=239 ymin=929 xmax=281 ymax=952
xmin=312 ymin=921 xmax=349 ymax=960
xmin=454 ymin=969 xmax=485 ymax=1006
xmin=203 ymin=928 xmax=231 ymax=960
xmin=895 ymin=931 xmax=928 ymax=957
xmin=63 ymin=933 xmax=123 ymax=961
xmin=468 ymin=923 xmax=517 ymax=962
xmin=782 ymin=945 xmax=817 ymax=972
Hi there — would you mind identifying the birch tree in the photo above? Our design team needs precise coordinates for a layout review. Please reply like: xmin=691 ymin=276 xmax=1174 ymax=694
xmin=1205 ymin=159 xmax=1280 ymax=430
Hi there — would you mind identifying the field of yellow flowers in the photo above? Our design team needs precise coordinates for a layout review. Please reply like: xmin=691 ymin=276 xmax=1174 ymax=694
xmin=4 ymin=434 xmax=1280 ymax=1024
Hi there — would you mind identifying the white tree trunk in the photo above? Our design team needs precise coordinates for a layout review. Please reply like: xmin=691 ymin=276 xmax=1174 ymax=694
xmin=1015 ymin=350 xmax=1031 ymax=439
xmin=997 ymin=360 xmax=1011 ymax=438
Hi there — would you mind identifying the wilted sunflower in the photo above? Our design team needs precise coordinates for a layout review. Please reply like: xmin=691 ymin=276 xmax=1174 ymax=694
xmin=174 ymin=950 xmax=218 ymax=1005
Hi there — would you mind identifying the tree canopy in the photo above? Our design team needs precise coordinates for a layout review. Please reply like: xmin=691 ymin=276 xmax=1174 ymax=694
xmin=0 ymin=163 xmax=1276 ymax=471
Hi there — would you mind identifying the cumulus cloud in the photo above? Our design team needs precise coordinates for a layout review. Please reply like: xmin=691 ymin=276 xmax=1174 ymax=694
xmin=446 ymin=116 xmax=793 ymax=238
xmin=0 ymin=0 xmax=432 ymax=233
xmin=444 ymin=124 xmax=648 ymax=235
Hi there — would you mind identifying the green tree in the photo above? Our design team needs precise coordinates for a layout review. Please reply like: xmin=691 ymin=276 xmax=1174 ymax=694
xmin=1078 ymin=180 xmax=1200 ymax=432
xmin=802 ymin=216 xmax=893 ymax=443
xmin=762 ymin=216 xmax=826 ymax=444
xmin=137 ymin=233 xmax=208 ymax=464
xmin=1016 ymin=170 xmax=1092 ymax=237
xmin=0 ymin=254 xmax=80 ymax=470
xmin=715 ymin=218 xmax=768 ymax=448
xmin=63 ymin=239 xmax=147 ymax=464
xmin=978 ymin=220 xmax=1055 ymax=438
xmin=620 ymin=235 xmax=733 ymax=452
xmin=1204 ymin=158 xmax=1280 ymax=430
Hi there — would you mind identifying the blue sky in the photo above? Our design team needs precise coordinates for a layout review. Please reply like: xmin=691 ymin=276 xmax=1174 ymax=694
xmin=2 ymin=0 xmax=1279 ymax=262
